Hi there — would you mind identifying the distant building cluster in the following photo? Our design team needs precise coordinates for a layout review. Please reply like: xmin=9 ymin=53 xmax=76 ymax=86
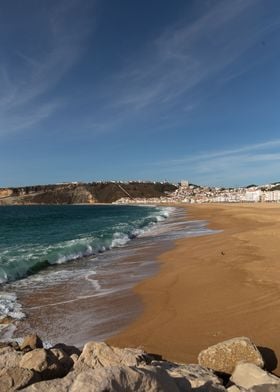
xmin=114 ymin=180 xmax=280 ymax=205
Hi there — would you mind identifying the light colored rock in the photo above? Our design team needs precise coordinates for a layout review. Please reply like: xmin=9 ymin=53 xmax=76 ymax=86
xmin=70 ymin=353 xmax=79 ymax=363
xmin=70 ymin=365 xmax=181 ymax=392
xmin=227 ymin=386 xmax=242 ymax=392
xmin=20 ymin=334 xmax=43 ymax=351
xmin=0 ymin=315 xmax=14 ymax=324
xmin=248 ymin=385 xmax=280 ymax=392
xmin=0 ymin=341 xmax=20 ymax=350
xmin=20 ymin=349 xmax=49 ymax=372
xmin=52 ymin=343 xmax=81 ymax=357
xmin=20 ymin=348 xmax=69 ymax=379
xmin=198 ymin=337 xmax=264 ymax=374
xmin=151 ymin=360 xmax=222 ymax=389
xmin=76 ymin=341 xmax=149 ymax=370
xmin=50 ymin=347 xmax=73 ymax=371
xmin=194 ymin=385 xmax=227 ymax=392
xmin=0 ymin=367 xmax=39 ymax=391
xmin=230 ymin=362 xmax=280 ymax=389
xmin=21 ymin=370 xmax=77 ymax=391
xmin=22 ymin=365 xmax=181 ymax=392
xmin=0 ymin=346 xmax=23 ymax=368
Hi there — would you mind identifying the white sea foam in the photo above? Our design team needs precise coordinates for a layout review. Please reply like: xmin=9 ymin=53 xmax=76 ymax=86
xmin=85 ymin=271 xmax=101 ymax=291
xmin=0 ymin=292 xmax=25 ymax=321
xmin=0 ymin=205 xmax=174 ymax=285
xmin=8 ymin=268 xmax=97 ymax=290
xmin=111 ymin=232 xmax=130 ymax=248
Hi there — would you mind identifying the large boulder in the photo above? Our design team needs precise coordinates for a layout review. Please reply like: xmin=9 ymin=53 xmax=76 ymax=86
xmin=21 ymin=370 xmax=77 ymax=391
xmin=151 ymin=361 xmax=223 ymax=390
xmin=20 ymin=334 xmax=43 ymax=351
xmin=198 ymin=337 xmax=264 ymax=374
xmin=20 ymin=349 xmax=50 ymax=373
xmin=22 ymin=365 xmax=180 ymax=392
xmin=20 ymin=348 xmax=72 ymax=379
xmin=71 ymin=365 xmax=181 ymax=392
xmin=0 ymin=367 xmax=39 ymax=391
xmin=76 ymin=341 xmax=150 ymax=370
xmin=230 ymin=362 xmax=280 ymax=389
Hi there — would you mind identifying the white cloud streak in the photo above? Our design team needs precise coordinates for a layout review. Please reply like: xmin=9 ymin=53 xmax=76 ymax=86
xmin=153 ymin=139 xmax=280 ymax=186
xmin=104 ymin=0 xmax=280 ymax=121
xmin=0 ymin=0 xmax=95 ymax=135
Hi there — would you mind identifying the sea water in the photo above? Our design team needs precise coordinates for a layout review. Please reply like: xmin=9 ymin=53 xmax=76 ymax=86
xmin=0 ymin=205 xmax=171 ymax=284
xmin=0 ymin=204 xmax=216 ymax=344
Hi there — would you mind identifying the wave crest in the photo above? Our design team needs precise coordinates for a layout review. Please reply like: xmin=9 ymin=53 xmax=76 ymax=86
xmin=0 ymin=206 xmax=172 ymax=284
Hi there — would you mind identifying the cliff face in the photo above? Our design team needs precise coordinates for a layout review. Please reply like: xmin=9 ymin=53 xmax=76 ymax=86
xmin=28 ymin=185 xmax=96 ymax=205
xmin=0 ymin=189 xmax=13 ymax=198
xmin=0 ymin=182 xmax=177 ymax=205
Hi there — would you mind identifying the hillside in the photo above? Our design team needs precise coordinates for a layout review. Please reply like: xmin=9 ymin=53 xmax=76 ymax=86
xmin=0 ymin=182 xmax=177 ymax=205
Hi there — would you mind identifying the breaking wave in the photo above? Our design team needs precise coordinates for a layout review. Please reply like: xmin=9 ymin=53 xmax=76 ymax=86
xmin=0 ymin=206 xmax=173 ymax=284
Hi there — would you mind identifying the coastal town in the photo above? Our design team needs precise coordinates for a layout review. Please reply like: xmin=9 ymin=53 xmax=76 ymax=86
xmin=114 ymin=180 xmax=280 ymax=204
xmin=1 ymin=180 xmax=280 ymax=205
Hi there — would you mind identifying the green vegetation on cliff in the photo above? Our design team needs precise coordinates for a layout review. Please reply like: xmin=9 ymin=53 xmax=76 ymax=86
xmin=0 ymin=182 xmax=177 ymax=205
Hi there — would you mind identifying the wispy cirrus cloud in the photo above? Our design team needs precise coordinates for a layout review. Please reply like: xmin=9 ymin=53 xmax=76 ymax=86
xmin=98 ymin=0 xmax=280 ymax=127
xmin=0 ymin=0 xmax=95 ymax=135
xmin=151 ymin=139 xmax=280 ymax=186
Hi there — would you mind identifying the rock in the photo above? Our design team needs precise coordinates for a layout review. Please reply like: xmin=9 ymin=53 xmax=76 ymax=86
xmin=20 ymin=349 xmax=49 ymax=373
xmin=0 ymin=346 xmax=23 ymax=368
xmin=20 ymin=348 xmax=68 ymax=379
xmin=227 ymin=386 xmax=239 ymax=392
xmin=230 ymin=362 xmax=280 ymax=389
xmin=227 ymin=386 xmax=243 ymax=392
xmin=20 ymin=334 xmax=43 ymax=351
xmin=22 ymin=365 xmax=180 ymax=392
xmin=71 ymin=365 xmax=181 ymax=392
xmin=248 ymin=385 xmax=280 ymax=392
xmin=21 ymin=370 xmax=77 ymax=391
xmin=52 ymin=343 xmax=81 ymax=357
xmin=151 ymin=361 xmax=223 ymax=390
xmin=0 ymin=367 xmax=39 ymax=391
xmin=0 ymin=340 xmax=20 ymax=350
xmin=192 ymin=384 xmax=227 ymax=392
xmin=76 ymin=341 xmax=150 ymax=370
xmin=0 ymin=315 xmax=14 ymax=324
xmin=70 ymin=353 xmax=79 ymax=363
xmin=50 ymin=348 xmax=74 ymax=372
xmin=198 ymin=337 xmax=264 ymax=374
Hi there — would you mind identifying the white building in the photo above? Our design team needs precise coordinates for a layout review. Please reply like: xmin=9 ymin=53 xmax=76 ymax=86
xmin=244 ymin=189 xmax=262 ymax=202
xmin=263 ymin=191 xmax=280 ymax=202
xmin=180 ymin=180 xmax=189 ymax=187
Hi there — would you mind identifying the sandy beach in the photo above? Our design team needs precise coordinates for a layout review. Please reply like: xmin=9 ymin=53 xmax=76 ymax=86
xmin=108 ymin=203 xmax=280 ymax=374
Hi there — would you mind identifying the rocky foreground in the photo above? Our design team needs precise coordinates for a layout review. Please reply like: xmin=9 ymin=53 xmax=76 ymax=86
xmin=0 ymin=335 xmax=279 ymax=391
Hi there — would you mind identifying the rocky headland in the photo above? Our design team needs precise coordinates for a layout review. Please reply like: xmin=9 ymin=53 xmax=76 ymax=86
xmin=0 ymin=182 xmax=177 ymax=205
xmin=0 ymin=334 xmax=279 ymax=391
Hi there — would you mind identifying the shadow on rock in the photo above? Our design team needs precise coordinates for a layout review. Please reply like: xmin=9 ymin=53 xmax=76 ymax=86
xmin=257 ymin=346 xmax=278 ymax=372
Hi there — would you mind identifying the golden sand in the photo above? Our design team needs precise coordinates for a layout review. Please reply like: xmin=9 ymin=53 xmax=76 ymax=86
xmin=108 ymin=204 xmax=280 ymax=374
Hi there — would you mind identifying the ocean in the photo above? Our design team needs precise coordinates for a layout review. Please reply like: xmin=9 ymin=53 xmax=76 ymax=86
xmin=0 ymin=204 xmax=214 ymax=345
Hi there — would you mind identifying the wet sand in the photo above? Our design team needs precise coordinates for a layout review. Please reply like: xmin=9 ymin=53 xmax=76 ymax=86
xmin=108 ymin=203 xmax=280 ymax=374
xmin=12 ymin=207 xmax=191 ymax=347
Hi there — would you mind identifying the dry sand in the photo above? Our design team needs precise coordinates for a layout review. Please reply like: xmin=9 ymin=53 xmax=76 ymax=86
xmin=108 ymin=203 xmax=280 ymax=374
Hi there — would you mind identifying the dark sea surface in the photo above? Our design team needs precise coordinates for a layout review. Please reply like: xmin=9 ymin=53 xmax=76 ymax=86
xmin=0 ymin=204 xmax=215 ymax=345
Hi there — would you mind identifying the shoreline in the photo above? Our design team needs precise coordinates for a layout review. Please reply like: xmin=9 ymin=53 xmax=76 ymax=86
xmin=2 ymin=205 xmax=190 ymax=347
xmin=107 ymin=203 xmax=280 ymax=375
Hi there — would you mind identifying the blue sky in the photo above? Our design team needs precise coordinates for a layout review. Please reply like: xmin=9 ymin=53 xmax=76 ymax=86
xmin=1 ymin=0 xmax=280 ymax=187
